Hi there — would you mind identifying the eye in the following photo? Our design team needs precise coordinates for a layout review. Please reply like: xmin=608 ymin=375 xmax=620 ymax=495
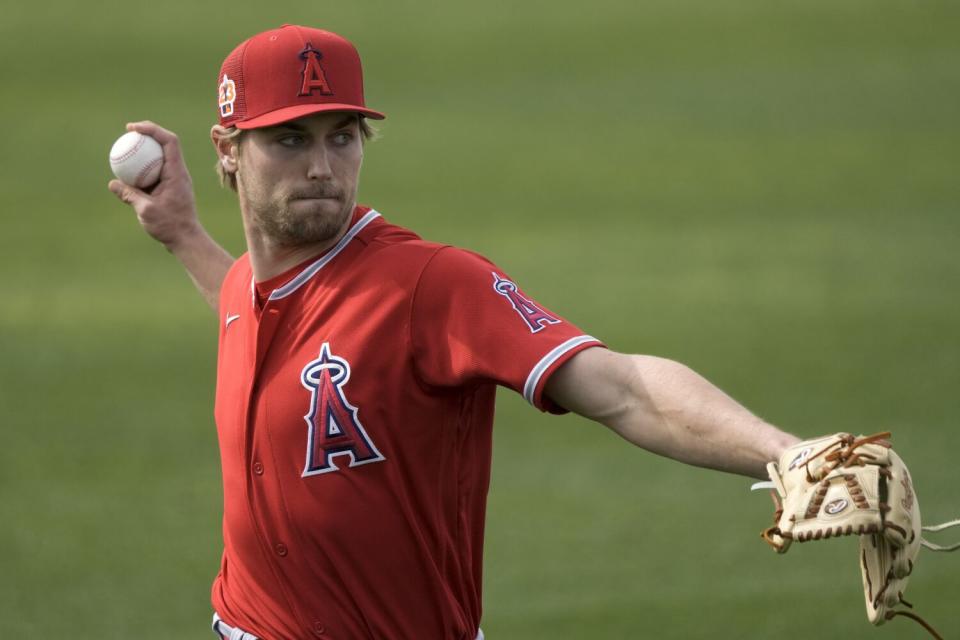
xmin=331 ymin=131 xmax=354 ymax=146
xmin=277 ymin=134 xmax=306 ymax=147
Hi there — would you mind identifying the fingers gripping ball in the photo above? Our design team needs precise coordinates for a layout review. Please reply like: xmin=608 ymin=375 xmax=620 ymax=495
xmin=109 ymin=132 xmax=164 ymax=188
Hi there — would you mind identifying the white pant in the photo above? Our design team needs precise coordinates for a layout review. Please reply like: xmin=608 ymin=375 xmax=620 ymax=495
xmin=212 ymin=612 xmax=260 ymax=640
xmin=212 ymin=612 xmax=485 ymax=640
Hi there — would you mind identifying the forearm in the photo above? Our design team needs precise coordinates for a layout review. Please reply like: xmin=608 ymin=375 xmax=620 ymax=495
xmin=547 ymin=348 xmax=800 ymax=478
xmin=606 ymin=355 xmax=799 ymax=479
xmin=109 ymin=121 xmax=235 ymax=313
xmin=165 ymin=226 xmax=234 ymax=313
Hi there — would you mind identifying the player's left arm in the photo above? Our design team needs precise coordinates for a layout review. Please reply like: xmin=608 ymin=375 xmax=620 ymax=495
xmin=545 ymin=347 xmax=801 ymax=479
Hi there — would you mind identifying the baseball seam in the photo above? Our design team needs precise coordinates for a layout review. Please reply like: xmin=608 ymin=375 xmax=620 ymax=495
xmin=136 ymin=157 xmax=162 ymax=186
xmin=111 ymin=134 xmax=146 ymax=164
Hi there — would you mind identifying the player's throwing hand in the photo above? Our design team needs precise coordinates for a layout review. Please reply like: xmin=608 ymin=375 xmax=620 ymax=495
xmin=108 ymin=120 xmax=200 ymax=251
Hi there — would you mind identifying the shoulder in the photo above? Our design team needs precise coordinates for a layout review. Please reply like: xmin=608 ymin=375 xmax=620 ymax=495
xmin=359 ymin=209 xmax=444 ymax=263
xmin=418 ymin=245 xmax=499 ymax=278
xmin=359 ymin=212 xmax=496 ymax=278
xmin=415 ymin=246 xmax=511 ymax=298
xmin=409 ymin=245 xmax=513 ymax=315
xmin=362 ymin=209 xmax=494 ymax=261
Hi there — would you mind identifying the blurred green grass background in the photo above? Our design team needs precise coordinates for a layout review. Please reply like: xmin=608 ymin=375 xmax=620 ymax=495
xmin=1 ymin=1 xmax=957 ymax=637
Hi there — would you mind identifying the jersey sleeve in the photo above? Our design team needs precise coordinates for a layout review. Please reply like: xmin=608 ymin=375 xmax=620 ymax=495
xmin=410 ymin=246 xmax=605 ymax=413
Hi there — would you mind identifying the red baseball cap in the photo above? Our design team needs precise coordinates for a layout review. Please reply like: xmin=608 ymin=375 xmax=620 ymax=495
xmin=217 ymin=24 xmax=385 ymax=129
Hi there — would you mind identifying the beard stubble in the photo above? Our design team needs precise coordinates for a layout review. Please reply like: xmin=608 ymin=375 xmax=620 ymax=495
xmin=243 ymin=180 xmax=355 ymax=249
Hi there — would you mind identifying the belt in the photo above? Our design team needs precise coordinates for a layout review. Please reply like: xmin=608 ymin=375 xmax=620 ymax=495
xmin=212 ymin=612 xmax=260 ymax=640
xmin=212 ymin=612 xmax=485 ymax=640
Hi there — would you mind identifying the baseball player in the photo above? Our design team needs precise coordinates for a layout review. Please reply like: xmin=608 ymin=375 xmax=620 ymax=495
xmin=109 ymin=25 xmax=802 ymax=640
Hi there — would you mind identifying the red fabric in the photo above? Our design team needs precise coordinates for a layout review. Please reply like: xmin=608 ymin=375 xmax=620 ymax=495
xmin=252 ymin=254 xmax=317 ymax=307
xmin=211 ymin=207 xmax=603 ymax=639
xmin=411 ymin=247 xmax=598 ymax=413
xmin=217 ymin=24 xmax=385 ymax=130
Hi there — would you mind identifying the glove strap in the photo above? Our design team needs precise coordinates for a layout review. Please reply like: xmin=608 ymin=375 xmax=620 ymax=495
xmin=886 ymin=609 xmax=944 ymax=640
xmin=921 ymin=518 xmax=960 ymax=552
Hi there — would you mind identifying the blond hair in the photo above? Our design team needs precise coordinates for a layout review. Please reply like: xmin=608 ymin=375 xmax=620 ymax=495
xmin=215 ymin=115 xmax=377 ymax=191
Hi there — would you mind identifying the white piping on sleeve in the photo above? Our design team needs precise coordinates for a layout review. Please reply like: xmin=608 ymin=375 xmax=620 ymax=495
xmin=522 ymin=335 xmax=600 ymax=406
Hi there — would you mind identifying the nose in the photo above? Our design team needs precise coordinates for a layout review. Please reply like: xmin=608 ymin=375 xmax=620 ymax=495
xmin=306 ymin=146 xmax=333 ymax=180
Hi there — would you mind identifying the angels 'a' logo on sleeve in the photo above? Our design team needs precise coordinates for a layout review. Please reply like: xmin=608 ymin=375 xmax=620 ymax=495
xmin=300 ymin=342 xmax=385 ymax=477
xmin=492 ymin=272 xmax=561 ymax=333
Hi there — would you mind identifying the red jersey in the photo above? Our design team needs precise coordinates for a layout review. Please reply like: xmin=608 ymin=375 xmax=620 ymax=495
xmin=211 ymin=206 xmax=603 ymax=639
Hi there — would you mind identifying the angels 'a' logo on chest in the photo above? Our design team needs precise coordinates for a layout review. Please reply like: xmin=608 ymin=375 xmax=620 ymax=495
xmin=300 ymin=342 xmax=385 ymax=477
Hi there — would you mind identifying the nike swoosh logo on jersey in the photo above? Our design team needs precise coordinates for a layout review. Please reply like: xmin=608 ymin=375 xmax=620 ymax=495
xmin=225 ymin=313 xmax=241 ymax=328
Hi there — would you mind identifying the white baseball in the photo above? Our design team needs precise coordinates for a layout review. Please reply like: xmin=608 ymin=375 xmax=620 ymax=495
xmin=109 ymin=131 xmax=164 ymax=188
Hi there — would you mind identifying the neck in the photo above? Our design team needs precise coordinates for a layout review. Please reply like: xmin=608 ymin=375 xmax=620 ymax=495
xmin=242 ymin=211 xmax=355 ymax=282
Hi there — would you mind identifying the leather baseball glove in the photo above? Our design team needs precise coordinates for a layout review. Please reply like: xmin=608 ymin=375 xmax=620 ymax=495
xmin=757 ymin=432 xmax=957 ymax=639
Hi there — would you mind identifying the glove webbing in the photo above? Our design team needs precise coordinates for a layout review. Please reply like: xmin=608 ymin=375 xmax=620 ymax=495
xmin=802 ymin=431 xmax=891 ymax=482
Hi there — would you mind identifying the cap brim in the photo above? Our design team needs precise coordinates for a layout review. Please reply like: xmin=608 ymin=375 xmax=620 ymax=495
xmin=235 ymin=102 xmax=386 ymax=129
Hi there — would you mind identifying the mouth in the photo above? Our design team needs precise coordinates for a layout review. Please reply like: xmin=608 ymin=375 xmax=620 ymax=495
xmin=290 ymin=194 xmax=340 ymax=201
xmin=288 ymin=186 xmax=343 ymax=202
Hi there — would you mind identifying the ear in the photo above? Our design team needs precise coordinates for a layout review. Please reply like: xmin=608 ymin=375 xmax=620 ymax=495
xmin=210 ymin=124 xmax=240 ymax=173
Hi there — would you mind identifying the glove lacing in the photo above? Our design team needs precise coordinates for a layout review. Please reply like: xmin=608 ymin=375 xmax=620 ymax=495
xmin=759 ymin=432 xmax=959 ymax=639
xmin=802 ymin=431 xmax=891 ymax=482
xmin=760 ymin=432 xmax=893 ymax=550
xmin=890 ymin=518 xmax=960 ymax=639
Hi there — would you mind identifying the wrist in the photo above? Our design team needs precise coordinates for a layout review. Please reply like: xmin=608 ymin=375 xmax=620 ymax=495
xmin=164 ymin=221 xmax=207 ymax=255
xmin=767 ymin=430 xmax=802 ymax=463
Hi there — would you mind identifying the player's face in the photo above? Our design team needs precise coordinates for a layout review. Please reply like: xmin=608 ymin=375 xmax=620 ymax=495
xmin=236 ymin=112 xmax=364 ymax=247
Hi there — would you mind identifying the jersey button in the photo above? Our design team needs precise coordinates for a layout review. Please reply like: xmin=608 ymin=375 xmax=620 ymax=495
xmin=274 ymin=542 xmax=288 ymax=557
xmin=252 ymin=461 xmax=264 ymax=475
xmin=312 ymin=621 xmax=326 ymax=636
